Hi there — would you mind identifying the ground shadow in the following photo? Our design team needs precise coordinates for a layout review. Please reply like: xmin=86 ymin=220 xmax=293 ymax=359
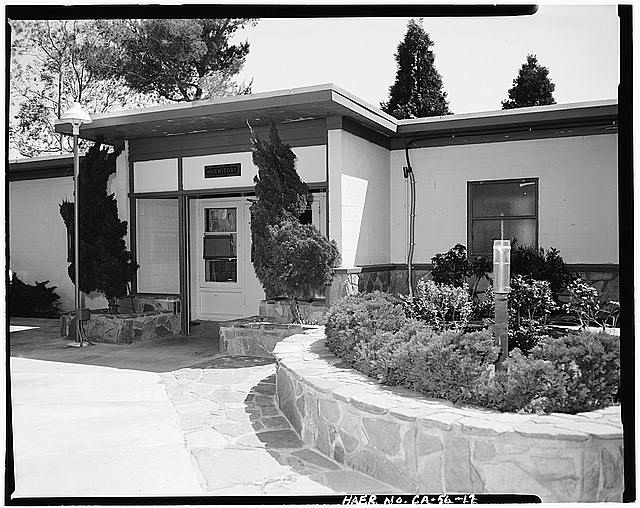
xmin=9 ymin=318 xmax=222 ymax=373
xmin=242 ymin=373 xmax=348 ymax=486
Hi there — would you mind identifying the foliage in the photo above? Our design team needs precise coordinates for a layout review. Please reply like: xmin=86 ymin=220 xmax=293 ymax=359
xmin=511 ymin=244 xmax=572 ymax=298
xmin=325 ymin=291 xmax=407 ymax=366
xmin=250 ymin=123 xmax=340 ymax=322
xmin=431 ymin=243 xmax=491 ymax=297
xmin=402 ymin=279 xmax=472 ymax=331
xmin=563 ymin=278 xmax=620 ymax=330
xmin=529 ymin=331 xmax=620 ymax=413
xmin=59 ymin=143 xmax=137 ymax=312
xmin=479 ymin=331 xmax=620 ymax=414
xmin=506 ymin=275 xmax=557 ymax=352
xmin=381 ymin=18 xmax=451 ymax=119
xmin=8 ymin=274 xmax=61 ymax=317
xmin=88 ymin=19 xmax=256 ymax=102
xmin=501 ymin=54 xmax=556 ymax=110
xmin=9 ymin=19 xmax=161 ymax=157
xmin=325 ymin=292 xmax=620 ymax=414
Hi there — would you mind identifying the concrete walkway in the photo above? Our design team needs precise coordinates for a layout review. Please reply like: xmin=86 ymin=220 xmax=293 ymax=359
xmin=9 ymin=318 xmax=396 ymax=498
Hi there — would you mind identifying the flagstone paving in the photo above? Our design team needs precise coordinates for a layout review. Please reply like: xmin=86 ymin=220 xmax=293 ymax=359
xmin=160 ymin=356 xmax=399 ymax=496
xmin=9 ymin=319 xmax=399 ymax=498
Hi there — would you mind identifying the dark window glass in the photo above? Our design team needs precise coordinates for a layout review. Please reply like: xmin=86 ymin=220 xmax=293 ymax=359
xmin=204 ymin=207 xmax=237 ymax=282
xmin=469 ymin=179 xmax=537 ymax=256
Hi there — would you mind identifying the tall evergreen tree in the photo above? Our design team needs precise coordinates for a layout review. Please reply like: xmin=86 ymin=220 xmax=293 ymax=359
xmin=59 ymin=143 xmax=137 ymax=313
xmin=381 ymin=18 xmax=451 ymax=119
xmin=502 ymin=54 xmax=556 ymax=109
xmin=250 ymin=123 xmax=340 ymax=323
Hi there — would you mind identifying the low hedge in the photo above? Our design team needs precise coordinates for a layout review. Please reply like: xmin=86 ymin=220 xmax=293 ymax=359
xmin=325 ymin=292 xmax=620 ymax=414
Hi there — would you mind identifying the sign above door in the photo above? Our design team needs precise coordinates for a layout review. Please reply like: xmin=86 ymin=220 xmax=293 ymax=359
xmin=204 ymin=163 xmax=241 ymax=179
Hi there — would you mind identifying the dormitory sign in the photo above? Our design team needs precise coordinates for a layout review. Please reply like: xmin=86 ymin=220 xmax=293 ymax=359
xmin=204 ymin=163 xmax=241 ymax=178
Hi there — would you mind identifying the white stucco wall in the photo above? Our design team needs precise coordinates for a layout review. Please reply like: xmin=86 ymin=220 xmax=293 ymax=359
xmin=329 ymin=130 xmax=391 ymax=267
xmin=9 ymin=177 xmax=107 ymax=311
xmin=389 ymin=134 xmax=618 ymax=265
xmin=182 ymin=145 xmax=326 ymax=190
xmin=133 ymin=157 xmax=178 ymax=192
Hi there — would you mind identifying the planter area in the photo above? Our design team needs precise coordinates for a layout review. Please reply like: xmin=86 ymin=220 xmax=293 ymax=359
xmin=259 ymin=299 xmax=328 ymax=325
xmin=273 ymin=328 xmax=623 ymax=502
xmin=219 ymin=317 xmax=318 ymax=357
xmin=60 ymin=296 xmax=181 ymax=344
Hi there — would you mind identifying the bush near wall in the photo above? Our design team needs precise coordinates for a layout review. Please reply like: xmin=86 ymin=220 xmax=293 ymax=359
xmin=9 ymin=275 xmax=61 ymax=318
xmin=325 ymin=292 xmax=620 ymax=414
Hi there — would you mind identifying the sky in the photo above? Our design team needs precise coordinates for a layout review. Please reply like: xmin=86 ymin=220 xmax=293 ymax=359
xmin=234 ymin=5 xmax=619 ymax=114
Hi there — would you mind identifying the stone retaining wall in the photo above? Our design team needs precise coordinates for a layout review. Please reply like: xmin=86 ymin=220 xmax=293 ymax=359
xmin=61 ymin=310 xmax=180 ymax=344
xmin=259 ymin=299 xmax=327 ymax=325
xmin=219 ymin=317 xmax=317 ymax=358
xmin=273 ymin=328 xmax=623 ymax=502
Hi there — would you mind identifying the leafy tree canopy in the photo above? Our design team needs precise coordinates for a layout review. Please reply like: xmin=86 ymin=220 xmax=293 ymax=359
xmin=88 ymin=18 xmax=257 ymax=102
xmin=9 ymin=19 xmax=163 ymax=157
xmin=502 ymin=54 xmax=556 ymax=110
xmin=381 ymin=18 xmax=451 ymax=119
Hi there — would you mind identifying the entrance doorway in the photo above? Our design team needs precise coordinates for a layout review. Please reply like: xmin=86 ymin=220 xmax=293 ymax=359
xmin=190 ymin=193 xmax=326 ymax=322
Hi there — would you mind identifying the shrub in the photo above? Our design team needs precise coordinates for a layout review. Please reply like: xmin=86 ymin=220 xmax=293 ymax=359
xmin=402 ymin=279 xmax=472 ymax=331
xmin=475 ymin=348 xmax=565 ymax=414
xmin=430 ymin=244 xmax=491 ymax=297
xmin=530 ymin=331 xmax=620 ymax=413
xmin=511 ymin=245 xmax=572 ymax=298
xmin=563 ymin=278 xmax=620 ymax=330
xmin=325 ymin=292 xmax=619 ymax=414
xmin=325 ymin=291 xmax=406 ymax=366
xmin=507 ymin=275 xmax=557 ymax=353
xmin=9 ymin=275 xmax=61 ymax=317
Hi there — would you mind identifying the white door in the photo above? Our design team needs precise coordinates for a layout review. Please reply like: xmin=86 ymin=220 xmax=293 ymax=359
xmin=193 ymin=197 xmax=264 ymax=321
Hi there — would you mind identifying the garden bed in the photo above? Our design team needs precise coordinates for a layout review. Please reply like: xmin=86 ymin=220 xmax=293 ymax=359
xmin=273 ymin=328 xmax=623 ymax=502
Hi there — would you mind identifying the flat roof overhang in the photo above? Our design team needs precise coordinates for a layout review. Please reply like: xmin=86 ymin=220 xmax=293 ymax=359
xmin=54 ymin=84 xmax=398 ymax=144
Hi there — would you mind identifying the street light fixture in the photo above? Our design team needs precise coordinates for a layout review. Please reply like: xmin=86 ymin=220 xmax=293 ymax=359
xmin=61 ymin=102 xmax=92 ymax=347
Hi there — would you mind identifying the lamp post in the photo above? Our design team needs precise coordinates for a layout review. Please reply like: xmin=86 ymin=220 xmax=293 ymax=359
xmin=61 ymin=102 xmax=92 ymax=347
xmin=493 ymin=239 xmax=511 ymax=370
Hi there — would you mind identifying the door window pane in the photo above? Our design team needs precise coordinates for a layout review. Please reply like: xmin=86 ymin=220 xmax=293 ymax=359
xmin=204 ymin=207 xmax=237 ymax=282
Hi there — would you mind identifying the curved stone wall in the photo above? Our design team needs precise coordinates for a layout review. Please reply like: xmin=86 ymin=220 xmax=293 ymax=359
xmin=273 ymin=328 xmax=623 ymax=502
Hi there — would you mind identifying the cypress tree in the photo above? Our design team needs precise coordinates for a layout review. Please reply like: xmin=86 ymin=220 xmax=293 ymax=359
xmin=381 ymin=18 xmax=451 ymax=119
xmin=502 ymin=54 xmax=556 ymax=109
xmin=250 ymin=123 xmax=340 ymax=323
xmin=59 ymin=142 xmax=137 ymax=313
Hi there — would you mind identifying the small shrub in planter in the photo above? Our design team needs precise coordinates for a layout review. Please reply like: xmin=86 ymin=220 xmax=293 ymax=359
xmin=402 ymin=279 xmax=472 ymax=331
xmin=507 ymin=275 xmax=557 ymax=353
xmin=430 ymin=244 xmax=491 ymax=298
xmin=563 ymin=278 xmax=620 ymax=330
xmin=511 ymin=245 xmax=573 ymax=298
xmin=9 ymin=275 xmax=61 ymax=317
xmin=325 ymin=291 xmax=406 ymax=365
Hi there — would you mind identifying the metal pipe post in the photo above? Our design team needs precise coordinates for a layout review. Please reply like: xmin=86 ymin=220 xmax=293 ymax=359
xmin=73 ymin=128 xmax=81 ymax=344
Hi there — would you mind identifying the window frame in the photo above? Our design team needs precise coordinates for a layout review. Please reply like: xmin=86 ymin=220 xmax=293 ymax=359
xmin=467 ymin=177 xmax=539 ymax=258
xmin=203 ymin=206 xmax=239 ymax=284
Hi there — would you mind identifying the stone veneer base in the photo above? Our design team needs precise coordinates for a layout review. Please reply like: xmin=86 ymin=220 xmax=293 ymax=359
xmin=219 ymin=317 xmax=318 ymax=358
xmin=273 ymin=328 xmax=623 ymax=502
xmin=61 ymin=312 xmax=181 ymax=344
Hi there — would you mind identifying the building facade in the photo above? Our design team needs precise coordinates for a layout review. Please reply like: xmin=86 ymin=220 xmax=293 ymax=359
xmin=9 ymin=84 xmax=619 ymax=331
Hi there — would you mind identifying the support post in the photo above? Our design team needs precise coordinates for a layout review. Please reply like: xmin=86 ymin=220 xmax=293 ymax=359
xmin=493 ymin=240 xmax=511 ymax=370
